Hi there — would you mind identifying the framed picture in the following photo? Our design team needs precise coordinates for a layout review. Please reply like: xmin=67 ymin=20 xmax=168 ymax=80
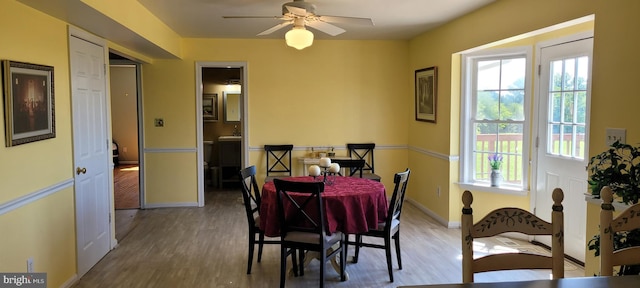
xmin=203 ymin=93 xmax=218 ymax=122
xmin=2 ymin=60 xmax=55 ymax=146
xmin=415 ymin=66 xmax=437 ymax=123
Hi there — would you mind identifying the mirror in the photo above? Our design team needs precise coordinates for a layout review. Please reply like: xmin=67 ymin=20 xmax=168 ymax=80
xmin=223 ymin=91 xmax=241 ymax=123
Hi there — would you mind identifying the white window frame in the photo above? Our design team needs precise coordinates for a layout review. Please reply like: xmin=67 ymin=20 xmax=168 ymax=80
xmin=459 ymin=46 xmax=532 ymax=195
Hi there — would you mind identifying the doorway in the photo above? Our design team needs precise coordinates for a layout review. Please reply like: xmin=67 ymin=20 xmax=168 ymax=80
xmin=533 ymin=33 xmax=593 ymax=263
xmin=196 ymin=62 xmax=248 ymax=205
xmin=109 ymin=52 xmax=144 ymax=241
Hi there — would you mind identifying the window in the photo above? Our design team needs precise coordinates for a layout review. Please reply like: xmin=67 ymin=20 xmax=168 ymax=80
xmin=460 ymin=47 xmax=532 ymax=192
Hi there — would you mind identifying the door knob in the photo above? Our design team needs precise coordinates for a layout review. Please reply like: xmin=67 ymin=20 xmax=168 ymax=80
xmin=76 ymin=167 xmax=87 ymax=175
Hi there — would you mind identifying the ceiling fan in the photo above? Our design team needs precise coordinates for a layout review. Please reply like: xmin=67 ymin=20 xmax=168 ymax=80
xmin=223 ymin=0 xmax=374 ymax=49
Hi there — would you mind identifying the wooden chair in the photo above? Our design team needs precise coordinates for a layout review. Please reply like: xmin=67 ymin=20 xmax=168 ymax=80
xmin=346 ymin=143 xmax=381 ymax=182
xmin=264 ymin=144 xmax=294 ymax=183
xmin=274 ymin=179 xmax=346 ymax=288
xmin=352 ymin=168 xmax=411 ymax=282
xmin=239 ymin=166 xmax=279 ymax=274
xmin=599 ymin=186 xmax=640 ymax=276
xmin=461 ymin=189 xmax=565 ymax=283
xmin=330 ymin=159 xmax=365 ymax=178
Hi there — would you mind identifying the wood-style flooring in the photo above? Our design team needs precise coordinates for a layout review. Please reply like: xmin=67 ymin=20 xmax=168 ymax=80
xmin=74 ymin=186 xmax=584 ymax=288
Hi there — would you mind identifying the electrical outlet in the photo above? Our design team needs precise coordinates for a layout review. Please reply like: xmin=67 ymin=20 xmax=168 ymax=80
xmin=154 ymin=118 xmax=164 ymax=127
xmin=437 ymin=186 xmax=441 ymax=197
xmin=606 ymin=128 xmax=626 ymax=146
xmin=123 ymin=147 xmax=128 ymax=153
xmin=27 ymin=257 xmax=34 ymax=273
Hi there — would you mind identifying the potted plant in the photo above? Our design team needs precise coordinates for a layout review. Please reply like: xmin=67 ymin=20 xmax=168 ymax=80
xmin=586 ymin=141 xmax=640 ymax=275
xmin=488 ymin=153 xmax=503 ymax=187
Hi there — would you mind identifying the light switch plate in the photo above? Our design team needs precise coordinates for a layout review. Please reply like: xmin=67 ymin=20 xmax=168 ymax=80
xmin=605 ymin=128 xmax=625 ymax=146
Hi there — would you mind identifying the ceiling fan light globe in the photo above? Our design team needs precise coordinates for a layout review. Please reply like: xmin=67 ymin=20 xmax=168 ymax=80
xmin=285 ymin=28 xmax=314 ymax=50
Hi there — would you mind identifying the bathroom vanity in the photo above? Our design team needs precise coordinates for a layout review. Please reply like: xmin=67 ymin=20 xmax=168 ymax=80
xmin=218 ymin=136 xmax=241 ymax=187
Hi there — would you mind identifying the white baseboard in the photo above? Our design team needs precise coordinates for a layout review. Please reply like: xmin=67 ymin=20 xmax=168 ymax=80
xmin=406 ymin=198 xmax=461 ymax=228
xmin=60 ymin=274 xmax=78 ymax=288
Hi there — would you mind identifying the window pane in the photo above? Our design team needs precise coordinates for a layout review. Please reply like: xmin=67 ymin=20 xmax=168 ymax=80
xmin=561 ymin=125 xmax=574 ymax=157
xmin=550 ymin=60 xmax=563 ymax=92
xmin=551 ymin=92 xmax=562 ymax=122
xmin=475 ymin=123 xmax=498 ymax=149
xmin=476 ymin=91 xmax=499 ymax=120
xmin=577 ymin=56 xmax=589 ymax=90
xmin=501 ymin=58 xmax=526 ymax=90
xmin=576 ymin=91 xmax=586 ymax=124
xmin=500 ymin=90 xmax=524 ymax=121
xmin=576 ymin=125 xmax=586 ymax=159
xmin=477 ymin=60 xmax=500 ymax=90
xmin=563 ymin=92 xmax=574 ymax=122
xmin=563 ymin=58 xmax=576 ymax=90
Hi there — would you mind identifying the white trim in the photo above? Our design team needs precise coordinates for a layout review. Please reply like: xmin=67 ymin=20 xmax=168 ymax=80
xmin=0 ymin=179 xmax=74 ymax=215
xmin=585 ymin=195 xmax=630 ymax=211
xmin=530 ymin=31 xmax=594 ymax=211
xmin=145 ymin=202 xmax=199 ymax=209
xmin=459 ymin=45 xmax=533 ymax=191
xmin=406 ymin=198 xmax=460 ymax=228
xmin=457 ymin=182 xmax=529 ymax=196
xmin=409 ymin=145 xmax=458 ymax=161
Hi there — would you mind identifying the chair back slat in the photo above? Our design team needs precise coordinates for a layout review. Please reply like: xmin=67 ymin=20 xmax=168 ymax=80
xmin=600 ymin=186 xmax=640 ymax=276
xmin=461 ymin=188 xmax=564 ymax=283
xmin=331 ymin=159 xmax=365 ymax=177
xmin=387 ymin=169 xmax=410 ymax=225
xmin=347 ymin=143 xmax=376 ymax=173
xmin=264 ymin=144 xmax=293 ymax=177
xmin=274 ymin=179 xmax=326 ymax=236
xmin=239 ymin=166 xmax=261 ymax=227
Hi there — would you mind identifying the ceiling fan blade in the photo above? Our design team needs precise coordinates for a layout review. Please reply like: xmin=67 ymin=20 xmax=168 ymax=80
xmin=284 ymin=5 xmax=307 ymax=17
xmin=306 ymin=21 xmax=345 ymax=36
xmin=257 ymin=21 xmax=293 ymax=36
xmin=317 ymin=15 xmax=374 ymax=26
xmin=223 ymin=16 xmax=283 ymax=20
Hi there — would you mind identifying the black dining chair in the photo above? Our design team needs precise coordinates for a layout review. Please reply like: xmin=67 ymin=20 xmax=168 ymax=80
xmin=352 ymin=168 xmax=410 ymax=282
xmin=330 ymin=159 xmax=365 ymax=178
xmin=239 ymin=166 xmax=280 ymax=274
xmin=274 ymin=178 xmax=346 ymax=288
xmin=346 ymin=143 xmax=381 ymax=182
xmin=264 ymin=144 xmax=294 ymax=183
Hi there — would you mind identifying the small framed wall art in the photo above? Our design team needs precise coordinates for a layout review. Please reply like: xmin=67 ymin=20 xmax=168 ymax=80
xmin=2 ymin=60 xmax=55 ymax=146
xmin=415 ymin=66 xmax=437 ymax=123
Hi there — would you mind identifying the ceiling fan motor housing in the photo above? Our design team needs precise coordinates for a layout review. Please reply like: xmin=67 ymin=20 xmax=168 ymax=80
xmin=282 ymin=0 xmax=316 ymax=15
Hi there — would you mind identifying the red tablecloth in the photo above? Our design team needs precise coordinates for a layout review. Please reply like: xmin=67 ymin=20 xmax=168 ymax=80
xmin=260 ymin=176 xmax=388 ymax=237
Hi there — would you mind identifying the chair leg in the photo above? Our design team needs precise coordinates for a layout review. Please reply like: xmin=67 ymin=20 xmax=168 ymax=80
xmin=320 ymin=248 xmax=326 ymax=288
xmin=384 ymin=235 xmax=394 ymax=282
xmin=291 ymin=249 xmax=299 ymax=277
xmin=394 ymin=231 xmax=402 ymax=270
xmin=280 ymin=246 xmax=287 ymax=288
xmin=340 ymin=237 xmax=347 ymax=281
xmin=258 ymin=232 xmax=265 ymax=262
xmin=353 ymin=234 xmax=362 ymax=263
xmin=298 ymin=249 xmax=305 ymax=276
xmin=247 ymin=232 xmax=255 ymax=274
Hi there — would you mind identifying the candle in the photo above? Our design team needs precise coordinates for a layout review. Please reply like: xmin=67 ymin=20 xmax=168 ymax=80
xmin=319 ymin=157 xmax=331 ymax=168
xmin=329 ymin=163 xmax=340 ymax=173
xmin=309 ymin=165 xmax=321 ymax=177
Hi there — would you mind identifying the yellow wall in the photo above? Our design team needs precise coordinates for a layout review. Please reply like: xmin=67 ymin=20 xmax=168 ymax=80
xmin=0 ymin=1 xmax=77 ymax=286
xmin=5 ymin=0 xmax=640 ymax=284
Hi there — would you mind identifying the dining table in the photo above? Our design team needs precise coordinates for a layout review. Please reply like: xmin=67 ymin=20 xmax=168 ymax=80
xmin=260 ymin=175 xmax=388 ymax=238
xmin=398 ymin=275 xmax=640 ymax=288
xmin=260 ymin=175 xmax=388 ymax=280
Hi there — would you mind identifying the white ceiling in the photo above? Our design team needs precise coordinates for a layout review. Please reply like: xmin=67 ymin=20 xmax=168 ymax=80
xmin=17 ymin=0 xmax=495 ymax=58
xmin=138 ymin=0 xmax=495 ymax=40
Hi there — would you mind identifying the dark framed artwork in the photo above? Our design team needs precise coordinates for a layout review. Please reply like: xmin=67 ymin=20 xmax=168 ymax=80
xmin=2 ymin=60 xmax=55 ymax=146
xmin=415 ymin=66 xmax=437 ymax=123
xmin=203 ymin=93 xmax=218 ymax=122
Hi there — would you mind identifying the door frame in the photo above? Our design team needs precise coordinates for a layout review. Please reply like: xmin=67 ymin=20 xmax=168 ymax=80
xmin=530 ymin=30 xmax=594 ymax=212
xmin=195 ymin=62 xmax=248 ymax=206
xmin=68 ymin=25 xmax=115 ymax=276
xmin=109 ymin=55 xmax=146 ymax=210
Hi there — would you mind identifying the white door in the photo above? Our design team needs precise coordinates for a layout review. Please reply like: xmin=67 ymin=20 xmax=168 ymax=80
xmin=70 ymin=34 xmax=111 ymax=276
xmin=535 ymin=37 xmax=593 ymax=262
